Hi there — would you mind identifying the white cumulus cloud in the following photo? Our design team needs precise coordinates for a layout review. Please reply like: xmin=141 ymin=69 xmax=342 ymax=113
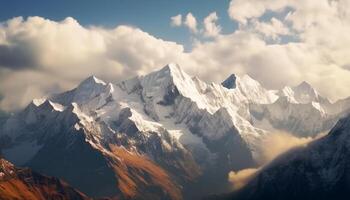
xmin=170 ymin=14 xmax=182 ymax=27
xmin=184 ymin=12 xmax=198 ymax=33
xmin=228 ymin=0 xmax=291 ymax=25
xmin=0 ymin=16 xmax=184 ymax=111
xmin=2 ymin=0 xmax=350 ymax=110
xmin=252 ymin=17 xmax=290 ymax=40
xmin=203 ymin=12 xmax=221 ymax=38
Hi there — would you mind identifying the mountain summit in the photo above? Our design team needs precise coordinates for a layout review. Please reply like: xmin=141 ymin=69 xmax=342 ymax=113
xmin=222 ymin=74 xmax=237 ymax=89
xmin=1 ymin=63 xmax=349 ymax=200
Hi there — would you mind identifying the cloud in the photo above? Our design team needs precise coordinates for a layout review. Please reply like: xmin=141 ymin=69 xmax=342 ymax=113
xmin=228 ymin=168 xmax=258 ymax=190
xmin=343 ymin=64 xmax=350 ymax=71
xmin=228 ymin=131 xmax=319 ymax=189
xmin=170 ymin=14 xmax=182 ymax=27
xmin=184 ymin=13 xmax=198 ymax=33
xmin=171 ymin=12 xmax=222 ymax=38
xmin=0 ymin=16 xmax=184 ymax=111
xmin=203 ymin=12 xmax=221 ymax=38
xmin=252 ymin=17 xmax=290 ymax=40
xmin=0 ymin=44 xmax=38 ymax=69
xmin=2 ymin=0 xmax=350 ymax=111
xmin=256 ymin=132 xmax=314 ymax=164
xmin=228 ymin=0 xmax=291 ymax=25
xmin=187 ymin=0 xmax=350 ymax=100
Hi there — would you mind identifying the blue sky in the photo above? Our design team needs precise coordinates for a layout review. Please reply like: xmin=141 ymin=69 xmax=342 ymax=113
xmin=0 ymin=0 xmax=236 ymax=48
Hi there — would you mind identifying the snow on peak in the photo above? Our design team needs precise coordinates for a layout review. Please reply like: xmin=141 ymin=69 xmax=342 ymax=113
xmin=32 ymin=98 xmax=46 ymax=106
xmin=163 ymin=62 xmax=181 ymax=71
xmin=221 ymin=74 xmax=237 ymax=89
xmin=157 ymin=63 xmax=187 ymax=83
xmin=234 ymin=74 xmax=278 ymax=104
xmin=241 ymin=74 xmax=259 ymax=85
xmin=292 ymin=81 xmax=319 ymax=103
xmin=62 ymin=75 xmax=108 ymax=105
xmin=78 ymin=75 xmax=106 ymax=87
xmin=29 ymin=98 xmax=64 ymax=112
xmin=138 ymin=63 xmax=214 ymax=111
xmin=138 ymin=63 xmax=187 ymax=89
xmin=38 ymin=100 xmax=65 ymax=112
xmin=277 ymin=81 xmax=327 ymax=105
xmin=278 ymin=86 xmax=298 ymax=103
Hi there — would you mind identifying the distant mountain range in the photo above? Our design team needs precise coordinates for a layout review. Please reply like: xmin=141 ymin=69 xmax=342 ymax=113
xmin=1 ymin=63 xmax=349 ymax=199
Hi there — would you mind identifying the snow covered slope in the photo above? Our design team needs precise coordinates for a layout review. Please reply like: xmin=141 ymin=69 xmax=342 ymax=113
xmin=247 ymin=81 xmax=348 ymax=137
xmin=0 ymin=63 xmax=349 ymax=199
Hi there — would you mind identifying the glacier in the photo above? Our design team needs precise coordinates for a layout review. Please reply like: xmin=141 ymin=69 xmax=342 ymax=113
xmin=0 ymin=63 xmax=349 ymax=199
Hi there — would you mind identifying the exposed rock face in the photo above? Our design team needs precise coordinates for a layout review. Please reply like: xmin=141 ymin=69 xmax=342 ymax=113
xmin=0 ymin=63 xmax=349 ymax=199
xmin=221 ymin=74 xmax=237 ymax=89
xmin=0 ymin=158 xmax=90 ymax=200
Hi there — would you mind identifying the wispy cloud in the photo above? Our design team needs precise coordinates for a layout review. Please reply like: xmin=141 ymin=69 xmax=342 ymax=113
xmin=170 ymin=14 xmax=182 ymax=27
xmin=184 ymin=13 xmax=198 ymax=33
xmin=228 ymin=168 xmax=259 ymax=190
xmin=256 ymin=132 xmax=314 ymax=164
xmin=203 ymin=12 xmax=221 ymax=38
xmin=228 ymin=131 xmax=323 ymax=190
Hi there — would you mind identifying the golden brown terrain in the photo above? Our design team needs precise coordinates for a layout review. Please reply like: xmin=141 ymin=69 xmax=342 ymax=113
xmin=0 ymin=158 xmax=90 ymax=200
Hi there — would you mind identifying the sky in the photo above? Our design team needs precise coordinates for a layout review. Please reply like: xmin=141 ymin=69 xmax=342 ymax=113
xmin=1 ymin=0 xmax=350 ymax=111
xmin=0 ymin=0 xmax=235 ymax=49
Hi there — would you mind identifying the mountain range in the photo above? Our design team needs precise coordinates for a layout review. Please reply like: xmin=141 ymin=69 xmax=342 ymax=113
xmin=211 ymin=113 xmax=350 ymax=200
xmin=1 ymin=63 xmax=350 ymax=199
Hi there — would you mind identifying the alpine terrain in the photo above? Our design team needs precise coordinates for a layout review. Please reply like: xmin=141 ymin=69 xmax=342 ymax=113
xmin=1 ymin=63 xmax=349 ymax=199
xmin=0 ymin=157 xmax=89 ymax=200
xmin=215 ymin=113 xmax=350 ymax=200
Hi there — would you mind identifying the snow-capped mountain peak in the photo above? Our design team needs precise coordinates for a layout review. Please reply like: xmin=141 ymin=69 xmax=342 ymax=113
xmin=80 ymin=75 xmax=106 ymax=86
xmin=39 ymin=100 xmax=65 ymax=112
xmin=51 ymin=75 xmax=107 ymax=106
xmin=137 ymin=63 xmax=221 ymax=113
xmin=75 ymin=75 xmax=107 ymax=97
xmin=140 ymin=62 xmax=194 ymax=98
xmin=222 ymin=74 xmax=263 ymax=91
xmin=32 ymin=98 xmax=47 ymax=106
xmin=1 ymin=63 xmax=350 ymax=200
xmin=292 ymin=81 xmax=320 ymax=103
xmin=277 ymin=81 xmax=326 ymax=105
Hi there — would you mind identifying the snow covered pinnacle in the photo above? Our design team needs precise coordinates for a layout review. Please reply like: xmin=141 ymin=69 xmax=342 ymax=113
xmin=79 ymin=75 xmax=106 ymax=87
xmin=221 ymin=74 xmax=237 ymax=89
xmin=292 ymin=81 xmax=320 ymax=103
xmin=158 ymin=63 xmax=186 ymax=80
xmin=162 ymin=62 xmax=181 ymax=71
